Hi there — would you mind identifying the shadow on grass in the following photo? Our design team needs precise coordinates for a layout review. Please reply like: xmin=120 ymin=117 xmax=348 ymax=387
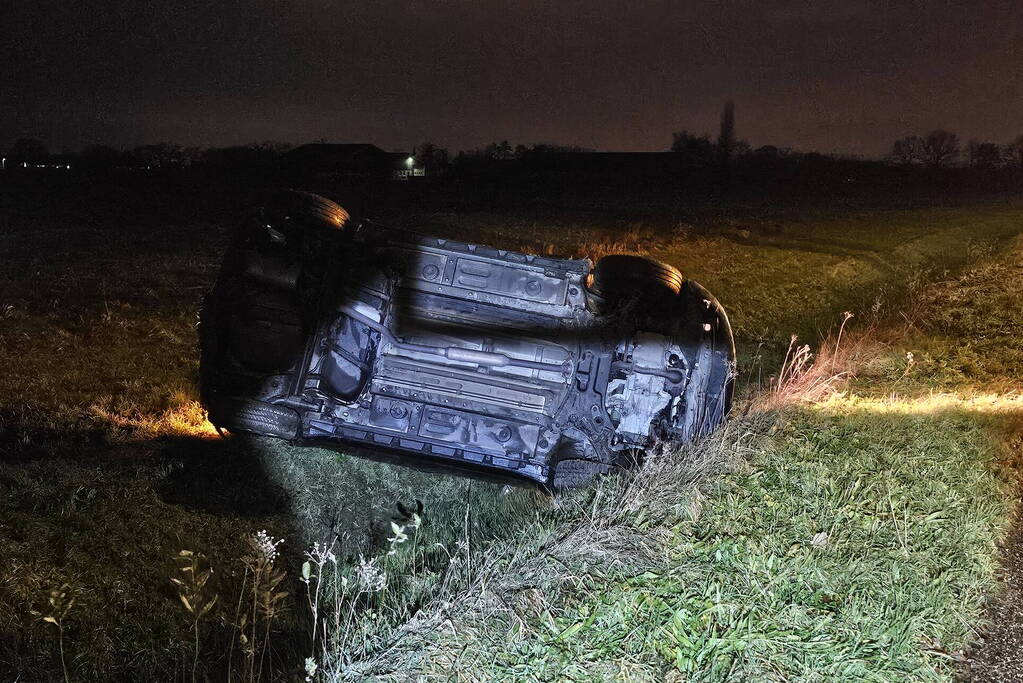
xmin=0 ymin=415 xmax=306 ymax=680
xmin=156 ymin=435 xmax=291 ymax=518
xmin=0 ymin=409 xmax=546 ymax=681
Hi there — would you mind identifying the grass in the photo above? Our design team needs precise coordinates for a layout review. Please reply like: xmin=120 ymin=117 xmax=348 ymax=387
xmin=338 ymin=401 xmax=1017 ymax=680
xmin=658 ymin=400 xmax=1008 ymax=679
xmin=1 ymin=180 xmax=1021 ymax=680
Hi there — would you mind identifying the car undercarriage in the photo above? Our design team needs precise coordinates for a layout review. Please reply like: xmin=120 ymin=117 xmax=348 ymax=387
xmin=200 ymin=191 xmax=734 ymax=488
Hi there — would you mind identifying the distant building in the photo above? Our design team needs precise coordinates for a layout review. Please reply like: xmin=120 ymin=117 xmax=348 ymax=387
xmin=14 ymin=157 xmax=72 ymax=171
xmin=282 ymin=143 xmax=424 ymax=182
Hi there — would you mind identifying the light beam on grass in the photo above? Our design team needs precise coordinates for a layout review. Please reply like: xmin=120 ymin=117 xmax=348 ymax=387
xmin=89 ymin=399 xmax=221 ymax=440
xmin=814 ymin=392 xmax=1023 ymax=417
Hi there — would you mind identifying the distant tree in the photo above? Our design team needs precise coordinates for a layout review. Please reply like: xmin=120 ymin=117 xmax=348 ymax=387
xmin=750 ymin=145 xmax=781 ymax=160
xmin=671 ymin=130 xmax=715 ymax=165
xmin=256 ymin=140 xmax=291 ymax=156
xmin=717 ymin=100 xmax=736 ymax=161
xmin=483 ymin=140 xmax=514 ymax=160
xmin=251 ymin=141 xmax=291 ymax=167
xmin=1004 ymin=135 xmax=1023 ymax=169
xmin=415 ymin=142 xmax=449 ymax=173
xmin=202 ymin=143 xmax=284 ymax=169
xmin=8 ymin=138 xmax=49 ymax=164
xmin=890 ymin=135 xmax=923 ymax=165
xmin=919 ymin=130 xmax=960 ymax=168
xmin=967 ymin=140 xmax=1002 ymax=169
xmin=180 ymin=146 xmax=204 ymax=167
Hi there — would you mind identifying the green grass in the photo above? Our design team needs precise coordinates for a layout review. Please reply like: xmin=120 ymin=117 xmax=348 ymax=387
xmin=344 ymin=405 xmax=1016 ymax=681
xmin=652 ymin=405 xmax=1004 ymax=679
xmin=1 ymin=187 xmax=1021 ymax=680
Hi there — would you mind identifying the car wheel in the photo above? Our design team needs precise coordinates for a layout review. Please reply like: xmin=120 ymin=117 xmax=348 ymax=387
xmin=674 ymin=280 xmax=735 ymax=436
xmin=552 ymin=458 xmax=609 ymax=489
xmin=586 ymin=254 xmax=683 ymax=315
xmin=205 ymin=190 xmax=351 ymax=375
xmin=589 ymin=254 xmax=683 ymax=297
xmin=260 ymin=189 xmax=350 ymax=234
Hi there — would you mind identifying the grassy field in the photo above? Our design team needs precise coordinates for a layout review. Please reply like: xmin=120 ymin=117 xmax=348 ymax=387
xmin=1 ymin=181 xmax=1021 ymax=680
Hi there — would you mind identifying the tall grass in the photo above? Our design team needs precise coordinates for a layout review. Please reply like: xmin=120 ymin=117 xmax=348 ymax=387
xmin=333 ymin=418 xmax=770 ymax=680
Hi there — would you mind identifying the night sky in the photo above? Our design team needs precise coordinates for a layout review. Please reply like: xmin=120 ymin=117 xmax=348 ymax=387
xmin=4 ymin=1 xmax=1021 ymax=157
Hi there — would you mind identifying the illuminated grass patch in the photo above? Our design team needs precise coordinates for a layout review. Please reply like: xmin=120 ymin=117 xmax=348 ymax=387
xmin=360 ymin=399 xmax=1010 ymax=681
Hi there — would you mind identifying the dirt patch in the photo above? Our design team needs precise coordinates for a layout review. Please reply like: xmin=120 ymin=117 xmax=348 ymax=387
xmin=964 ymin=510 xmax=1023 ymax=681
xmin=964 ymin=430 xmax=1023 ymax=682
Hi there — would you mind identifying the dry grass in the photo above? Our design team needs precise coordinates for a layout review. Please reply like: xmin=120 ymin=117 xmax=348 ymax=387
xmin=88 ymin=391 xmax=218 ymax=440
xmin=757 ymin=312 xmax=867 ymax=410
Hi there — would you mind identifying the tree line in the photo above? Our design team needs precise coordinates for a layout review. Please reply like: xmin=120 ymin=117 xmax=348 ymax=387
xmin=6 ymin=108 xmax=1023 ymax=175
xmin=890 ymin=131 xmax=1023 ymax=169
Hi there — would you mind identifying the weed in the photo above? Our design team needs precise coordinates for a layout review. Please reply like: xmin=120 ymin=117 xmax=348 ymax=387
xmin=171 ymin=550 xmax=218 ymax=682
xmin=234 ymin=530 xmax=289 ymax=682
xmin=31 ymin=584 xmax=75 ymax=683
xmin=760 ymin=312 xmax=861 ymax=409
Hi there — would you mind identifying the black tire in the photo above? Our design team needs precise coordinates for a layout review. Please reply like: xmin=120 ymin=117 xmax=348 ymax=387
xmin=589 ymin=254 xmax=683 ymax=298
xmin=675 ymin=280 xmax=735 ymax=436
xmin=586 ymin=254 xmax=683 ymax=317
xmin=552 ymin=458 xmax=609 ymax=489
xmin=202 ymin=191 xmax=351 ymax=378
xmin=260 ymin=190 xmax=350 ymax=233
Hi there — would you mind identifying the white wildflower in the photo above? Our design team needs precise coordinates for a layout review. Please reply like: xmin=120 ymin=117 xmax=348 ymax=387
xmin=304 ymin=656 xmax=318 ymax=681
xmin=307 ymin=541 xmax=336 ymax=566
xmin=356 ymin=556 xmax=386 ymax=592
xmin=388 ymin=522 xmax=408 ymax=550
xmin=253 ymin=530 xmax=283 ymax=563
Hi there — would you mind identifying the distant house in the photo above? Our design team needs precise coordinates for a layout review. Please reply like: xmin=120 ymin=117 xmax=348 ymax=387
xmin=391 ymin=152 xmax=426 ymax=180
xmin=282 ymin=143 xmax=423 ymax=182
xmin=13 ymin=156 xmax=73 ymax=171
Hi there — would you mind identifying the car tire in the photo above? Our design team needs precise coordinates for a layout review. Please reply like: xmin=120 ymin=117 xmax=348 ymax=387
xmin=675 ymin=280 xmax=735 ymax=435
xmin=586 ymin=254 xmax=683 ymax=316
xmin=204 ymin=190 xmax=350 ymax=376
xmin=552 ymin=457 xmax=611 ymax=489
xmin=260 ymin=190 xmax=350 ymax=234
xmin=589 ymin=254 xmax=683 ymax=298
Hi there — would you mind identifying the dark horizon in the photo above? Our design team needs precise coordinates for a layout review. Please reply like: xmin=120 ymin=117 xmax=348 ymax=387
xmin=5 ymin=1 xmax=1022 ymax=158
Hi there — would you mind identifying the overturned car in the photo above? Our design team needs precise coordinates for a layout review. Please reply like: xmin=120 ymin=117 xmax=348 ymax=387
xmin=200 ymin=191 xmax=734 ymax=488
